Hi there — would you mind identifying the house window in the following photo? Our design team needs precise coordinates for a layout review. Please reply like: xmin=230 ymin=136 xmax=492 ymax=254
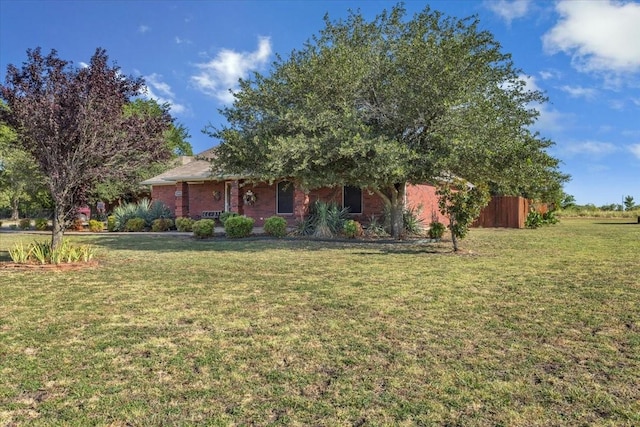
xmin=277 ymin=180 xmax=294 ymax=214
xmin=343 ymin=186 xmax=362 ymax=214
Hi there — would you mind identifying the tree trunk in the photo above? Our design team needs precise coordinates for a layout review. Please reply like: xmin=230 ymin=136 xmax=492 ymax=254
xmin=10 ymin=196 xmax=19 ymax=220
xmin=389 ymin=183 xmax=405 ymax=240
xmin=450 ymin=216 xmax=459 ymax=252
xmin=374 ymin=183 xmax=406 ymax=240
xmin=51 ymin=204 xmax=66 ymax=251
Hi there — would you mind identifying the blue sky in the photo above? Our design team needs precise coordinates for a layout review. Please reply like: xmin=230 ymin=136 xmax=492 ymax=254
xmin=1 ymin=0 xmax=639 ymax=206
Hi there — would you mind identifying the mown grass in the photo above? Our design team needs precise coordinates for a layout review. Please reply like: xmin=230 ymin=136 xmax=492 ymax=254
xmin=0 ymin=219 xmax=638 ymax=426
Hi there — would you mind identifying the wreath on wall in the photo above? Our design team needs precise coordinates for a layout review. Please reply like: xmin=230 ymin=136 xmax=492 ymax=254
xmin=213 ymin=190 xmax=222 ymax=201
xmin=243 ymin=190 xmax=256 ymax=206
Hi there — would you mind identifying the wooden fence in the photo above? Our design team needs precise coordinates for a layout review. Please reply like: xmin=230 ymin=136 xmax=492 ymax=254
xmin=473 ymin=196 xmax=537 ymax=229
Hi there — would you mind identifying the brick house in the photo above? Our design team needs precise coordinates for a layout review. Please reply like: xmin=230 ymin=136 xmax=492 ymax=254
xmin=141 ymin=149 xmax=447 ymax=227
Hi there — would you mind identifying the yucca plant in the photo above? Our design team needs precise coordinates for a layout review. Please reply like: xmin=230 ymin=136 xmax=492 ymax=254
xmin=111 ymin=199 xmax=172 ymax=231
xmin=297 ymin=201 xmax=351 ymax=238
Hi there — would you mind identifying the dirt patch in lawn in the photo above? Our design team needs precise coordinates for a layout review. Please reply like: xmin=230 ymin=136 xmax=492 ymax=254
xmin=0 ymin=261 xmax=99 ymax=271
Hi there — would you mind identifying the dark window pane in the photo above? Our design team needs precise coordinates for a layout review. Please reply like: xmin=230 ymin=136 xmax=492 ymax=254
xmin=344 ymin=186 xmax=362 ymax=214
xmin=277 ymin=181 xmax=294 ymax=214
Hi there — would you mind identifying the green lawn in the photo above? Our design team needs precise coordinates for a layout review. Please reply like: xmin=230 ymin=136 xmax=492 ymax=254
xmin=1 ymin=219 xmax=638 ymax=426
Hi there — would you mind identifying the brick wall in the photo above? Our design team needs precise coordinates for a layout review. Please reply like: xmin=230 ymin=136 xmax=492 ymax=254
xmin=151 ymin=185 xmax=177 ymax=216
xmin=406 ymin=183 xmax=449 ymax=226
xmin=187 ymin=182 xmax=226 ymax=218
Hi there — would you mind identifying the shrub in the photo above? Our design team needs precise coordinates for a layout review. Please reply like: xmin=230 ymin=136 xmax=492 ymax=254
xmin=526 ymin=210 xmax=559 ymax=229
xmin=35 ymin=218 xmax=49 ymax=231
xmin=124 ymin=217 xmax=146 ymax=232
xmin=151 ymin=218 xmax=174 ymax=232
xmin=112 ymin=199 xmax=172 ymax=231
xmin=364 ymin=215 xmax=388 ymax=237
xmin=219 ymin=211 xmax=238 ymax=225
xmin=343 ymin=219 xmax=363 ymax=238
xmin=428 ymin=221 xmax=446 ymax=239
xmin=70 ymin=218 xmax=84 ymax=231
xmin=107 ymin=215 xmax=116 ymax=232
xmin=224 ymin=215 xmax=254 ymax=238
xmin=88 ymin=219 xmax=104 ymax=232
xmin=175 ymin=217 xmax=195 ymax=232
xmin=263 ymin=216 xmax=287 ymax=238
xmin=192 ymin=219 xmax=215 ymax=239
xmin=19 ymin=218 xmax=31 ymax=230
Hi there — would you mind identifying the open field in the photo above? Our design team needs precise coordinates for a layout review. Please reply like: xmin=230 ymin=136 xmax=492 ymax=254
xmin=1 ymin=219 xmax=638 ymax=425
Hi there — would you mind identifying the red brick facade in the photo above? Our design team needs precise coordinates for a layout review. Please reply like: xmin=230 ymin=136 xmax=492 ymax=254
xmin=150 ymin=179 xmax=448 ymax=227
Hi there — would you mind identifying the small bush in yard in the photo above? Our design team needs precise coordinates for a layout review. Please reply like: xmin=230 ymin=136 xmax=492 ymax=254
xmin=124 ymin=217 xmax=146 ymax=232
xmin=35 ymin=218 xmax=49 ymax=231
xmin=192 ymin=219 xmax=215 ymax=239
xmin=19 ymin=218 xmax=31 ymax=230
xmin=224 ymin=215 xmax=254 ymax=238
xmin=88 ymin=219 xmax=104 ymax=232
xmin=152 ymin=218 xmax=174 ymax=232
xmin=343 ymin=219 xmax=363 ymax=238
xmin=107 ymin=215 xmax=116 ymax=232
xmin=175 ymin=217 xmax=195 ymax=232
xmin=263 ymin=216 xmax=287 ymax=237
xmin=428 ymin=221 xmax=446 ymax=239
xmin=219 ymin=211 xmax=238 ymax=225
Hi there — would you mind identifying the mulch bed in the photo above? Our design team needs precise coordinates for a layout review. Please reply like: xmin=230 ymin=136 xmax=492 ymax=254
xmin=0 ymin=261 xmax=99 ymax=271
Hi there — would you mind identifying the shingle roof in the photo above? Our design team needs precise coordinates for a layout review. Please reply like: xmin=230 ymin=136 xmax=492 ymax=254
xmin=139 ymin=147 xmax=239 ymax=185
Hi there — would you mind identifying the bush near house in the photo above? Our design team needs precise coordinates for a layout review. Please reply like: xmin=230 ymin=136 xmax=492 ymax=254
xmin=151 ymin=218 xmax=174 ymax=232
xmin=263 ymin=216 xmax=287 ymax=238
xmin=124 ymin=217 xmax=146 ymax=232
xmin=219 ymin=211 xmax=239 ymax=225
xmin=224 ymin=215 xmax=254 ymax=238
xmin=18 ymin=218 xmax=31 ymax=230
xmin=343 ymin=219 xmax=363 ymax=238
xmin=111 ymin=199 xmax=172 ymax=231
xmin=88 ymin=220 xmax=104 ymax=232
xmin=428 ymin=221 xmax=446 ymax=239
xmin=107 ymin=216 xmax=116 ymax=232
xmin=175 ymin=217 xmax=195 ymax=232
xmin=192 ymin=219 xmax=215 ymax=239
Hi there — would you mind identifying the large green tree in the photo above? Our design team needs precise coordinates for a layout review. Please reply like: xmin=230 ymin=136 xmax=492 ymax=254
xmin=0 ymin=110 xmax=47 ymax=219
xmin=1 ymin=47 xmax=172 ymax=249
xmin=210 ymin=5 xmax=568 ymax=238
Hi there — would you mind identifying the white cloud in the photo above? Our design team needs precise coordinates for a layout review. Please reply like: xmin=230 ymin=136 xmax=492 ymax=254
xmin=191 ymin=36 xmax=272 ymax=104
xmin=629 ymin=143 xmax=640 ymax=159
xmin=543 ymin=1 xmax=640 ymax=75
xmin=143 ymin=74 xmax=186 ymax=115
xmin=175 ymin=37 xmax=192 ymax=45
xmin=485 ymin=0 xmax=531 ymax=24
xmin=539 ymin=69 xmax=562 ymax=80
xmin=609 ymin=99 xmax=626 ymax=111
xmin=559 ymin=85 xmax=597 ymax=99
xmin=532 ymin=104 xmax=571 ymax=133
xmin=79 ymin=62 xmax=89 ymax=69
xmin=138 ymin=25 xmax=150 ymax=34
xmin=562 ymin=140 xmax=618 ymax=156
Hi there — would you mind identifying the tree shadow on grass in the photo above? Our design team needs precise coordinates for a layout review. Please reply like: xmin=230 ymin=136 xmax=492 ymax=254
xmin=81 ymin=233 xmax=451 ymax=255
